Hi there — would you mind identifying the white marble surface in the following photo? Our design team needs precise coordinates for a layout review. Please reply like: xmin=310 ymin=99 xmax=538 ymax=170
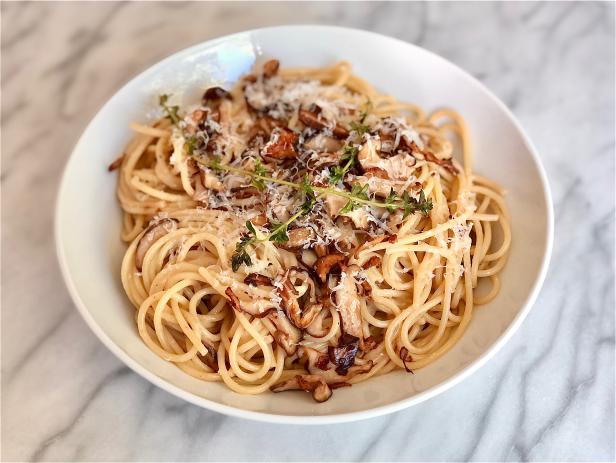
xmin=2 ymin=2 xmax=614 ymax=461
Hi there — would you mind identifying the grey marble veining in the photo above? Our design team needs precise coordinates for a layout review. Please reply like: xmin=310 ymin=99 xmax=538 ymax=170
xmin=1 ymin=2 xmax=614 ymax=461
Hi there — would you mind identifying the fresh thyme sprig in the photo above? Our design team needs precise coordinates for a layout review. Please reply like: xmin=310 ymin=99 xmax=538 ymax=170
xmin=230 ymin=192 xmax=326 ymax=271
xmin=329 ymin=145 xmax=359 ymax=185
xmin=192 ymin=156 xmax=432 ymax=216
xmin=159 ymin=94 xmax=181 ymax=125
xmin=207 ymin=161 xmax=433 ymax=270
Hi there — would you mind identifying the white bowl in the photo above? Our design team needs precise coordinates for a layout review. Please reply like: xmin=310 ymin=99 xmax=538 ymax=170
xmin=55 ymin=25 xmax=553 ymax=424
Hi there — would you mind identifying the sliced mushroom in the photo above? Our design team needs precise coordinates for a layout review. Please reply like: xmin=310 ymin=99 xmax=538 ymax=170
xmin=298 ymin=106 xmax=349 ymax=139
xmin=277 ymin=269 xmax=322 ymax=329
xmin=342 ymin=207 xmax=370 ymax=229
xmin=303 ymin=346 xmax=373 ymax=382
xmin=305 ymin=307 xmax=329 ymax=338
xmin=262 ymin=59 xmax=280 ymax=78
xmin=304 ymin=134 xmax=344 ymax=153
xmin=333 ymin=265 xmax=363 ymax=341
xmin=298 ymin=107 xmax=327 ymax=130
xmin=244 ymin=273 xmax=274 ymax=286
xmin=358 ymin=137 xmax=417 ymax=180
xmin=230 ymin=186 xmax=260 ymax=199
xmin=328 ymin=334 xmax=359 ymax=375
xmin=135 ymin=218 xmax=178 ymax=271
xmin=423 ymin=151 xmax=458 ymax=175
xmin=270 ymin=374 xmax=332 ymax=403
xmin=225 ymin=287 xmax=275 ymax=318
xmin=190 ymin=109 xmax=207 ymax=124
xmin=399 ymin=346 xmax=414 ymax=373
xmin=202 ymin=87 xmax=232 ymax=104
xmin=249 ymin=213 xmax=268 ymax=227
xmin=280 ymin=227 xmax=315 ymax=249
xmin=362 ymin=255 xmax=381 ymax=269
xmin=268 ymin=310 xmax=302 ymax=355
xmin=315 ymin=253 xmax=346 ymax=283
xmin=332 ymin=124 xmax=350 ymax=139
xmin=107 ymin=154 xmax=124 ymax=171
xmin=324 ymin=194 xmax=347 ymax=217
xmin=262 ymin=128 xmax=298 ymax=160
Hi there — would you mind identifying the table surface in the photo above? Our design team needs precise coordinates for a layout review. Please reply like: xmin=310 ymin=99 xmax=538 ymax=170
xmin=2 ymin=2 xmax=614 ymax=461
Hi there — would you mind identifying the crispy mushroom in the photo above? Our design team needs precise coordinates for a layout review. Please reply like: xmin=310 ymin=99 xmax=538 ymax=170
xmin=230 ymin=186 xmax=260 ymax=199
xmin=262 ymin=59 xmax=280 ymax=78
xmin=268 ymin=310 xmax=302 ymax=355
xmin=135 ymin=218 xmax=178 ymax=271
xmin=262 ymin=128 xmax=298 ymax=160
xmin=270 ymin=374 xmax=332 ymax=402
xmin=225 ymin=287 xmax=275 ymax=318
xmin=324 ymin=194 xmax=347 ymax=217
xmin=305 ymin=307 xmax=329 ymax=338
xmin=107 ymin=154 xmax=124 ymax=171
xmin=280 ymin=227 xmax=316 ymax=249
xmin=362 ymin=255 xmax=381 ymax=269
xmin=328 ymin=334 xmax=360 ymax=375
xmin=202 ymin=86 xmax=232 ymax=105
xmin=315 ymin=253 xmax=346 ymax=283
xmin=298 ymin=106 xmax=349 ymax=139
xmin=250 ymin=213 xmax=268 ymax=227
xmin=244 ymin=273 xmax=274 ymax=286
xmin=423 ymin=151 xmax=458 ymax=175
xmin=277 ymin=269 xmax=323 ymax=329
xmin=399 ymin=346 xmax=414 ymax=373
xmin=303 ymin=347 xmax=373 ymax=382
xmin=333 ymin=265 xmax=363 ymax=341
xmin=303 ymin=133 xmax=344 ymax=153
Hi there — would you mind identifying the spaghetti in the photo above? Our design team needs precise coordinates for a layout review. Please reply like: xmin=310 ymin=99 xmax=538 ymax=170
xmin=113 ymin=60 xmax=510 ymax=402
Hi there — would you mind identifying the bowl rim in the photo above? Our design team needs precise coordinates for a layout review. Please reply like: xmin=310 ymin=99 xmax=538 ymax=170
xmin=55 ymin=24 xmax=554 ymax=425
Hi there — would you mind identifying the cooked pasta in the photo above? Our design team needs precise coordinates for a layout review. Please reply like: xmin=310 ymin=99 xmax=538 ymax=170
xmin=111 ymin=60 xmax=510 ymax=402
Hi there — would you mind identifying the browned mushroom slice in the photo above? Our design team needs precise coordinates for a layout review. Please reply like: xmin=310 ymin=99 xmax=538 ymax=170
xmin=225 ymin=287 xmax=275 ymax=318
xmin=262 ymin=59 xmax=280 ymax=78
xmin=190 ymin=109 xmax=207 ymax=124
xmin=379 ymin=128 xmax=396 ymax=154
xmin=268 ymin=310 xmax=302 ymax=355
xmin=202 ymin=87 xmax=232 ymax=105
xmin=399 ymin=346 xmax=414 ymax=373
xmin=298 ymin=107 xmax=327 ymax=131
xmin=328 ymin=334 xmax=359 ymax=375
xmin=135 ymin=218 xmax=178 ymax=271
xmin=244 ymin=273 xmax=274 ymax=286
xmin=249 ymin=213 xmax=268 ymax=227
xmin=230 ymin=186 xmax=261 ymax=199
xmin=303 ymin=346 xmax=374 ymax=382
xmin=107 ymin=154 xmax=124 ymax=171
xmin=315 ymin=253 xmax=346 ymax=283
xmin=298 ymin=106 xmax=349 ymax=140
xmin=280 ymin=227 xmax=315 ymax=249
xmin=332 ymin=124 xmax=350 ymax=139
xmin=192 ymin=171 xmax=223 ymax=202
xmin=270 ymin=374 xmax=332 ymax=403
xmin=305 ymin=306 xmax=329 ymax=338
xmin=324 ymin=194 xmax=347 ymax=217
xmin=334 ymin=265 xmax=363 ymax=341
xmin=262 ymin=128 xmax=298 ymax=160
xmin=361 ymin=255 xmax=381 ymax=269
xmin=423 ymin=151 xmax=458 ymax=175
xmin=303 ymin=134 xmax=344 ymax=153
xmin=277 ymin=269 xmax=322 ymax=329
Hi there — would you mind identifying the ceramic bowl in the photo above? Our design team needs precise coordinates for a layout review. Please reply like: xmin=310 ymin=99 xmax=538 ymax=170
xmin=55 ymin=25 xmax=553 ymax=423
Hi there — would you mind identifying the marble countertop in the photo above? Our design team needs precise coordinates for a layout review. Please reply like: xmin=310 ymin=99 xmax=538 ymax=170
xmin=2 ymin=2 xmax=614 ymax=461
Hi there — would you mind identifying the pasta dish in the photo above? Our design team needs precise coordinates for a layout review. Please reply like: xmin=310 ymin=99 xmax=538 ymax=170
xmin=110 ymin=60 xmax=510 ymax=402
